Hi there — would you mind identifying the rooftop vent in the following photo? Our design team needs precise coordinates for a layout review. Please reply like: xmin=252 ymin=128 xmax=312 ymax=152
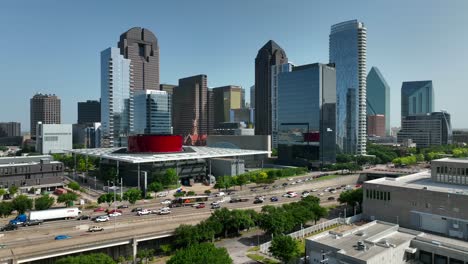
xmin=357 ymin=240 xmax=367 ymax=251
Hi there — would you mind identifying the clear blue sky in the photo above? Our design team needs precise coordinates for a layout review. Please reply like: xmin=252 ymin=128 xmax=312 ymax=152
xmin=1 ymin=0 xmax=467 ymax=131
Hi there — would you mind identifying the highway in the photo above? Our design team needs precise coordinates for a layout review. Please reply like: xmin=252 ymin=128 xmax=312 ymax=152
xmin=0 ymin=174 xmax=359 ymax=251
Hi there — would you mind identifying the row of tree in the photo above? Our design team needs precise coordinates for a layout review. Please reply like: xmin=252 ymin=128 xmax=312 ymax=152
xmin=52 ymin=154 xmax=99 ymax=172
xmin=0 ymin=192 xmax=77 ymax=217
xmin=98 ymin=188 xmax=143 ymax=205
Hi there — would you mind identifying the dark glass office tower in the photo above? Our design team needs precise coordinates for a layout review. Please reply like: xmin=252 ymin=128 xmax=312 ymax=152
xmin=401 ymin=80 xmax=434 ymax=118
xmin=254 ymin=40 xmax=288 ymax=136
xmin=118 ymin=27 xmax=159 ymax=90
xmin=330 ymin=20 xmax=367 ymax=155
xmin=77 ymin=100 xmax=101 ymax=125
xmin=277 ymin=63 xmax=336 ymax=165
xmin=367 ymin=67 xmax=390 ymax=136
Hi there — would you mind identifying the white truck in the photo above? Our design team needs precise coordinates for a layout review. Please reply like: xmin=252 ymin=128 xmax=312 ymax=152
xmin=29 ymin=208 xmax=82 ymax=221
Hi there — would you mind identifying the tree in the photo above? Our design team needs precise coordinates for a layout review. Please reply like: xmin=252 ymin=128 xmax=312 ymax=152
xmin=68 ymin=182 xmax=80 ymax=191
xmin=0 ymin=201 xmax=13 ymax=217
xmin=174 ymin=224 xmax=200 ymax=248
xmin=269 ymin=235 xmax=300 ymax=263
xmin=8 ymin=186 xmax=18 ymax=196
xmin=271 ymin=148 xmax=278 ymax=157
xmin=98 ymin=193 xmax=121 ymax=207
xmin=57 ymin=192 xmax=78 ymax=207
xmin=12 ymin=195 xmax=33 ymax=214
xmin=160 ymin=244 xmax=173 ymax=256
xmin=123 ymin=189 xmax=142 ymax=204
xmin=137 ymin=248 xmax=155 ymax=264
xmin=236 ymin=174 xmax=248 ymax=190
xmin=165 ymin=168 xmax=179 ymax=186
xmin=0 ymin=189 xmax=6 ymax=198
xmin=147 ymin=181 xmax=163 ymax=193
xmin=56 ymin=253 xmax=116 ymax=264
xmin=338 ymin=188 xmax=363 ymax=214
xmin=35 ymin=194 xmax=55 ymax=210
xmin=167 ymin=243 xmax=232 ymax=264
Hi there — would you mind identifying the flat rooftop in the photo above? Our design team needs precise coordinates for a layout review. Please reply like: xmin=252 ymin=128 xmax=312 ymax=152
xmin=365 ymin=170 xmax=468 ymax=195
xmin=66 ymin=146 xmax=269 ymax=164
xmin=432 ymin=157 xmax=468 ymax=164
xmin=0 ymin=160 xmax=61 ymax=168
xmin=308 ymin=221 xmax=417 ymax=261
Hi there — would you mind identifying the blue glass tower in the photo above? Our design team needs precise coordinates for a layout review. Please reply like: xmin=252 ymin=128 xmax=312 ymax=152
xmin=367 ymin=67 xmax=390 ymax=136
xmin=134 ymin=90 xmax=172 ymax=135
xmin=330 ymin=20 xmax=367 ymax=155
xmin=401 ymin=81 xmax=434 ymax=118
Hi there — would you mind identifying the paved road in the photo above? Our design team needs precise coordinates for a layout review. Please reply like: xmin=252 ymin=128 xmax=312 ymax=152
xmin=0 ymin=174 xmax=359 ymax=252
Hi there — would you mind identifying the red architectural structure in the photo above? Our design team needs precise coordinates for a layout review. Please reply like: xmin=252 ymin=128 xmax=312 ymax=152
xmin=128 ymin=135 xmax=183 ymax=153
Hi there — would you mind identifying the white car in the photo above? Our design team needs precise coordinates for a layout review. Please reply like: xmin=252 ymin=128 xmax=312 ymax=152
xmin=287 ymin=192 xmax=298 ymax=198
xmin=108 ymin=212 xmax=122 ymax=217
xmin=95 ymin=215 xmax=109 ymax=222
xmin=301 ymin=193 xmax=310 ymax=198
xmin=318 ymin=192 xmax=325 ymax=196
xmin=215 ymin=192 xmax=225 ymax=197
xmin=161 ymin=199 xmax=172 ymax=205
xmin=311 ymin=189 xmax=318 ymax=192
xmin=291 ymin=181 xmax=297 ymax=185
xmin=192 ymin=203 xmax=200 ymax=207
xmin=137 ymin=209 xmax=151 ymax=216
xmin=157 ymin=192 xmax=168 ymax=197
xmin=287 ymin=178 xmax=293 ymax=181
xmin=159 ymin=209 xmax=171 ymax=215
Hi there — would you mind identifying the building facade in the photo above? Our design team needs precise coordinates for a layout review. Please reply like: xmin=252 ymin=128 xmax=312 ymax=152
xmin=330 ymin=20 xmax=367 ymax=155
xmin=367 ymin=114 xmax=385 ymax=137
xmin=77 ymin=100 xmax=100 ymax=125
xmin=367 ymin=67 xmax=390 ymax=136
xmin=255 ymin=40 xmax=288 ymax=137
xmin=277 ymin=63 xmax=336 ymax=165
xmin=271 ymin=63 xmax=293 ymax=148
xmin=230 ymin=108 xmax=254 ymax=124
xmin=250 ymin=85 xmax=255 ymax=109
xmin=118 ymin=27 xmax=159 ymax=91
xmin=159 ymin=84 xmax=176 ymax=95
xmin=212 ymin=85 xmax=242 ymax=128
xmin=36 ymin=123 xmax=72 ymax=154
xmin=84 ymin=123 xmax=101 ymax=148
xmin=0 ymin=122 xmax=21 ymax=137
xmin=397 ymin=112 xmax=452 ymax=148
xmin=133 ymin=90 xmax=172 ymax=135
xmin=100 ymin=47 xmax=133 ymax=147
xmin=173 ymin=75 xmax=209 ymax=136
xmin=30 ymin=93 xmax=61 ymax=138
xmin=401 ymin=80 xmax=434 ymax=118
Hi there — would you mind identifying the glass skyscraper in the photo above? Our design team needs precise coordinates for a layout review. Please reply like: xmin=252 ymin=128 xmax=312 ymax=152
xmin=330 ymin=20 xmax=367 ymax=155
xmin=134 ymin=90 xmax=172 ymax=135
xmin=401 ymin=80 xmax=434 ymax=118
xmin=277 ymin=63 xmax=336 ymax=164
xmin=100 ymin=47 xmax=133 ymax=147
xmin=367 ymin=67 xmax=390 ymax=136
xmin=271 ymin=63 xmax=293 ymax=148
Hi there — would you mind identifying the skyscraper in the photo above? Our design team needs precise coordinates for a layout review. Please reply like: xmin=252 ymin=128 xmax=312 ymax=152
xmin=134 ymin=90 xmax=172 ymax=135
xmin=401 ymin=81 xmax=434 ymax=118
xmin=172 ymin=75 xmax=209 ymax=136
xmin=367 ymin=67 xmax=390 ymax=136
xmin=271 ymin=63 xmax=293 ymax=148
xmin=77 ymin=100 xmax=101 ymax=125
xmin=30 ymin=93 xmax=61 ymax=138
xmin=397 ymin=111 xmax=452 ymax=147
xmin=277 ymin=63 xmax=336 ymax=164
xmin=100 ymin=47 xmax=133 ymax=147
xmin=255 ymin=40 xmax=288 ymax=137
xmin=330 ymin=20 xmax=367 ymax=154
xmin=212 ymin=85 xmax=242 ymax=128
xmin=118 ymin=27 xmax=159 ymax=90
xmin=0 ymin=122 xmax=20 ymax=138
xmin=250 ymin=85 xmax=255 ymax=109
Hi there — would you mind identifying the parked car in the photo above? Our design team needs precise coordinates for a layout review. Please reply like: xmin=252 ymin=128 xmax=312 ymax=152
xmin=95 ymin=215 xmax=110 ymax=222
xmin=88 ymin=226 xmax=104 ymax=232
xmin=253 ymin=199 xmax=264 ymax=204
xmin=0 ymin=224 xmax=17 ymax=232
xmin=22 ymin=220 xmax=44 ymax=226
xmin=55 ymin=235 xmax=72 ymax=240
xmin=93 ymin=207 xmax=106 ymax=212
xmin=117 ymin=205 xmax=129 ymax=209
xmin=195 ymin=203 xmax=206 ymax=209
xmin=137 ymin=209 xmax=151 ymax=216
xmin=270 ymin=196 xmax=279 ymax=202
xmin=76 ymin=215 xmax=90 ymax=220
xmin=131 ymin=207 xmax=143 ymax=212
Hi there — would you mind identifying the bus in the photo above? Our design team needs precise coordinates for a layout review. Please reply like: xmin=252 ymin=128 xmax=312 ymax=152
xmin=171 ymin=195 xmax=209 ymax=207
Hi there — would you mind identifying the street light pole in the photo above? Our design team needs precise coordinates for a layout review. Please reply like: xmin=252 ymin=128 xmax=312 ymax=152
xmin=112 ymin=181 xmax=116 ymax=232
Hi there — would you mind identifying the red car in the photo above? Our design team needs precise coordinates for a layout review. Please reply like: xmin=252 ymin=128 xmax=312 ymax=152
xmin=195 ymin=203 xmax=206 ymax=209
xmin=94 ymin=207 xmax=105 ymax=212
xmin=108 ymin=209 xmax=123 ymax=214
xmin=355 ymin=184 xmax=362 ymax=188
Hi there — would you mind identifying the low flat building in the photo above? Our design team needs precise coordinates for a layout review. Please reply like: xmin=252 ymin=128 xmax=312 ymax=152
xmin=306 ymin=220 xmax=468 ymax=264
xmin=363 ymin=158 xmax=468 ymax=241
xmin=397 ymin=112 xmax=452 ymax=148
xmin=0 ymin=155 xmax=64 ymax=192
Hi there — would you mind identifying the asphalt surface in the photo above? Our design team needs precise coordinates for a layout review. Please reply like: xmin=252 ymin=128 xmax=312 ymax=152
xmin=0 ymin=174 xmax=359 ymax=252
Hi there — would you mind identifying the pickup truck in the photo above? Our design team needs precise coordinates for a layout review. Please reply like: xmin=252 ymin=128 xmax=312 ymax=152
xmin=137 ymin=209 xmax=150 ymax=216
xmin=0 ymin=224 xmax=18 ymax=232
xmin=22 ymin=220 xmax=44 ymax=226
xmin=88 ymin=226 xmax=104 ymax=232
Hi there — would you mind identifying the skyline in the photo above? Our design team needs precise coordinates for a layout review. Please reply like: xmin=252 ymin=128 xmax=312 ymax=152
xmin=1 ymin=1 xmax=468 ymax=130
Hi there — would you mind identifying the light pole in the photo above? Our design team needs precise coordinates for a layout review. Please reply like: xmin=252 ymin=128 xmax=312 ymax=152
xmin=111 ymin=181 xmax=117 ymax=232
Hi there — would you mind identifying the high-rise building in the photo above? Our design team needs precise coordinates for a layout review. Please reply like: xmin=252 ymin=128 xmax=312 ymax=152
xmin=77 ymin=100 xmax=101 ymax=125
xmin=100 ymin=47 xmax=133 ymax=147
xmin=241 ymin=87 xmax=246 ymax=108
xmin=159 ymin=84 xmax=177 ymax=95
xmin=277 ymin=63 xmax=336 ymax=165
xmin=207 ymin=89 xmax=214 ymax=135
xmin=397 ymin=112 xmax=452 ymax=148
xmin=30 ymin=93 xmax=61 ymax=138
xmin=118 ymin=27 xmax=159 ymax=91
xmin=255 ymin=40 xmax=288 ymax=136
xmin=250 ymin=85 xmax=255 ymax=109
xmin=367 ymin=67 xmax=390 ymax=136
xmin=0 ymin=122 xmax=21 ymax=137
xmin=212 ymin=85 xmax=242 ymax=128
xmin=367 ymin=115 xmax=385 ymax=137
xmin=173 ymin=75 xmax=209 ymax=136
xmin=330 ymin=20 xmax=367 ymax=155
xmin=401 ymin=80 xmax=434 ymax=118
xmin=271 ymin=63 xmax=293 ymax=148
xmin=133 ymin=90 xmax=172 ymax=135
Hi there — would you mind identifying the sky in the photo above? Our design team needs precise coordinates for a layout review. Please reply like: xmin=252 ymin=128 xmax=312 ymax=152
xmin=1 ymin=0 xmax=468 ymax=131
